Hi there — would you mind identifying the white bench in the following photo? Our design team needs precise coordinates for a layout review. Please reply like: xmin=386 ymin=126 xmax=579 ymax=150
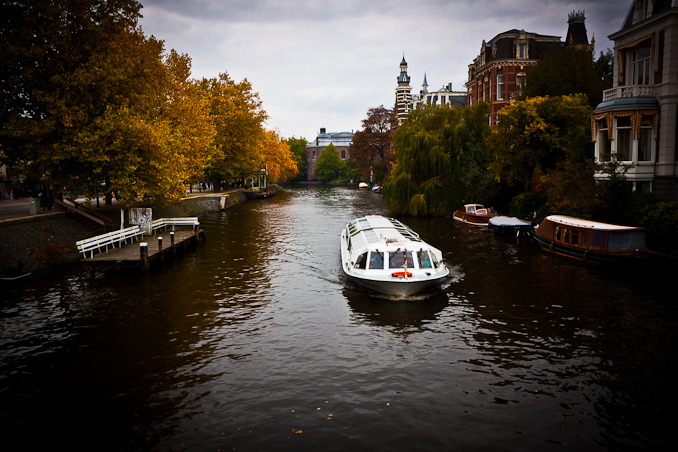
xmin=76 ymin=217 xmax=200 ymax=258
xmin=76 ymin=225 xmax=143 ymax=259
xmin=151 ymin=217 xmax=200 ymax=232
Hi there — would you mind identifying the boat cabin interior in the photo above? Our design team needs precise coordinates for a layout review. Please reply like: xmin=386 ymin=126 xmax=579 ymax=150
xmin=352 ymin=248 xmax=440 ymax=271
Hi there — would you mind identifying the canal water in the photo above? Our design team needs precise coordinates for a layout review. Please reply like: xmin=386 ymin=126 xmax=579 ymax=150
xmin=1 ymin=186 xmax=676 ymax=451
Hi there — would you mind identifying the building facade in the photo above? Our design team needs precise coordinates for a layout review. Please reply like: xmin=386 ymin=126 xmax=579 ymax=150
xmin=466 ymin=12 xmax=593 ymax=127
xmin=394 ymin=57 xmax=466 ymax=125
xmin=410 ymin=74 xmax=466 ymax=109
xmin=592 ymin=0 xmax=678 ymax=201
xmin=306 ymin=128 xmax=353 ymax=181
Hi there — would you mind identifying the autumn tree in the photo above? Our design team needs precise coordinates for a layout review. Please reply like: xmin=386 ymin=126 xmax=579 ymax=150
xmin=0 ymin=0 xmax=216 ymax=206
xmin=257 ymin=129 xmax=299 ymax=182
xmin=487 ymin=95 xmax=596 ymax=215
xmin=350 ymin=106 xmax=398 ymax=182
xmin=284 ymin=136 xmax=308 ymax=180
xmin=383 ymin=103 xmax=493 ymax=216
xmin=199 ymin=73 xmax=268 ymax=187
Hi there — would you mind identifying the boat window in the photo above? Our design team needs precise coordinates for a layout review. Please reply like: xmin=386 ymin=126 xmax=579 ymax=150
xmin=477 ymin=209 xmax=487 ymax=215
xmin=389 ymin=251 xmax=414 ymax=269
xmin=430 ymin=252 xmax=440 ymax=269
xmin=571 ymin=229 xmax=579 ymax=246
xmin=466 ymin=205 xmax=476 ymax=213
xmin=592 ymin=231 xmax=607 ymax=249
xmin=581 ymin=231 xmax=589 ymax=248
xmin=563 ymin=228 xmax=570 ymax=244
xmin=417 ymin=250 xmax=433 ymax=268
xmin=369 ymin=251 xmax=384 ymax=269
xmin=354 ymin=252 xmax=368 ymax=269
xmin=555 ymin=226 xmax=561 ymax=241
xmin=609 ymin=231 xmax=646 ymax=250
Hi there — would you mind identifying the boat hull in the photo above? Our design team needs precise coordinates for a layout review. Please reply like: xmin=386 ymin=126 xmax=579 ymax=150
xmin=531 ymin=215 xmax=647 ymax=264
xmin=531 ymin=231 xmax=645 ymax=264
xmin=452 ymin=210 xmax=495 ymax=226
xmin=343 ymin=271 xmax=445 ymax=297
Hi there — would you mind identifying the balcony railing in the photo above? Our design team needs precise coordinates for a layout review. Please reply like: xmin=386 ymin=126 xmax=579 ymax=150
xmin=602 ymin=85 xmax=655 ymax=102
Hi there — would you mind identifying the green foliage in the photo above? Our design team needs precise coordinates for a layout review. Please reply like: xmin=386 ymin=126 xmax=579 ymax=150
xmin=640 ymin=202 xmax=678 ymax=255
xmin=285 ymin=136 xmax=308 ymax=180
xmin=382 ymin=103 xmax=494 ymax=216
xmin=507 ymin=192 xmax=544 ymax=220
xmin=488 ymin=95 xmax=595 ymax=215
xmin=314 ymin=144 xmax=346 ymax=182
xmin=522 ymin=46 xmax=613 ymax=107
xmin=593 ymin=177 xmax=634 ymax=225
xmin=342 ymin=159 xmax=361 ymax=183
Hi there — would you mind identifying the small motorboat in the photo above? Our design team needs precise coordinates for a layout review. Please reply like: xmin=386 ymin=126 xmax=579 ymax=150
xmin=452 ymin=204 xmax=497 ymax=226
xmin=489 ymin=215 xmax=533 ymax=235
xmin=531 ymin=215 xmax=647 ymax=263
xmin=358 ymin=182 xmax=369 ymax=189
xmin=340 ymin=215 xmax=449 ymax=297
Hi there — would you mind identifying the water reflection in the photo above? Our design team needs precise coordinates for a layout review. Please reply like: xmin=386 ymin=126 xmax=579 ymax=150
xmin=1 ymin=186 xmax=676 ymax=451
xmin=344 ymin=289 xmax=450 ymax=332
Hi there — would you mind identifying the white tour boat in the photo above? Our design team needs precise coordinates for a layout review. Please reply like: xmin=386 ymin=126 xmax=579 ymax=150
xmin=340 ymin=215 xmax=449 ymax=296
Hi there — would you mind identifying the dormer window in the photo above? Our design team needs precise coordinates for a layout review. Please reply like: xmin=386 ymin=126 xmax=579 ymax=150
xmin=635 ymin=0 xmax=651 ymax=22
xmin=517 ymin=43 xmax=527 ymax=58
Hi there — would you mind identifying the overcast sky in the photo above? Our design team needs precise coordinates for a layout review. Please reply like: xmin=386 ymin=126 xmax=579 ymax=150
xmin=138 ymin=0 xmax=631 ymax=142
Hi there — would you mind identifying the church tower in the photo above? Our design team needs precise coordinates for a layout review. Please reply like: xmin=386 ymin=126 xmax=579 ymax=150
xmin=395 ymin=56 xmax=412 ymax=125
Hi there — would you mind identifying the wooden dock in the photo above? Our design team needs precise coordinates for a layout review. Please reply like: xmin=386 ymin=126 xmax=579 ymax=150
xmin=76 ymin=218 xmax=204 ymax=270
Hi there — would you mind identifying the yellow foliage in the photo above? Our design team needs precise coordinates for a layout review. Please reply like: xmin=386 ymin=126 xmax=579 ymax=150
xmin=257 ymin=129 xmax=299 ymax=182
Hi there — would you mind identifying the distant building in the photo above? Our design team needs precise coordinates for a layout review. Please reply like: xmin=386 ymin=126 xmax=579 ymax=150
xmin=395 ymin=56 xmax=413 ymax=124
xmin=466 ymin=11 xmax=594 ymax=127
xmin=306 ymin=128 xmax=353 ymax=181
xmin=592 ymin=0 xmax=678 ymax=201
xmin=410 ymin=73 xmax=466 ymax=109
xmin=394 ymin=56 xmax=466 ymax=125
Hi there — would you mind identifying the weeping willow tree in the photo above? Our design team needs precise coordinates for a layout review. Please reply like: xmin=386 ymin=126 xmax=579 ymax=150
xmin=383 ymin=102 xmax=493 ymax=216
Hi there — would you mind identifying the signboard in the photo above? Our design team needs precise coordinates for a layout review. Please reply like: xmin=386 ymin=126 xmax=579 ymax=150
xmin=129 ymin=208 xmax=152 ymax=234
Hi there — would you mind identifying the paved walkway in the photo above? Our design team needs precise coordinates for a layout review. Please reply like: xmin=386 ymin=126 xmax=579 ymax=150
xmin=0 ymin=198 xmax=33 ymax=220
xmin=0 ymin=189 xmax=240 ymax=223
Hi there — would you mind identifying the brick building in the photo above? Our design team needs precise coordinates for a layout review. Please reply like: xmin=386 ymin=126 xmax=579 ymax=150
xmin=306 ymin=128 xmax=353 ymax=181
xmin=466 ymin=12 xmax=593 ymax=127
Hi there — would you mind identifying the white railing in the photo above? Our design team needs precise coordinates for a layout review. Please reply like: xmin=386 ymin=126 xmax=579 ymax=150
xmin=76 ymin=217 xmax=199 ymax=258
xmin=602 ymin=85 xmax=655 ymax=102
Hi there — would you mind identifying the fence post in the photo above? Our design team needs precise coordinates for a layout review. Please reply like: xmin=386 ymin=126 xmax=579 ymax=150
xmin=158 ymin=236 xmax=163 ymax=262
xmin=170 ymin=232 xmax=175 ymax=255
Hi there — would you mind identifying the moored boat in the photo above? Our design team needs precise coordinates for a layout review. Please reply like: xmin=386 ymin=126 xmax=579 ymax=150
xmin=489 ymin=215 xmax=533 ymax=235
xmin=340 ymin=215 xmax=449 ymax=296
xmin=452 ymin=204 xmax=497 ymax=226
xmin=531 ymin=215 xmax=647 ymax=263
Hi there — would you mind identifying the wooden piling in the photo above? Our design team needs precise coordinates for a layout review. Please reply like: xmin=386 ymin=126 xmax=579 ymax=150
xmin=140 ymin=242 xmax=149 ymax=270
xmin=158 ymin=236 xmax=163 ymax=262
